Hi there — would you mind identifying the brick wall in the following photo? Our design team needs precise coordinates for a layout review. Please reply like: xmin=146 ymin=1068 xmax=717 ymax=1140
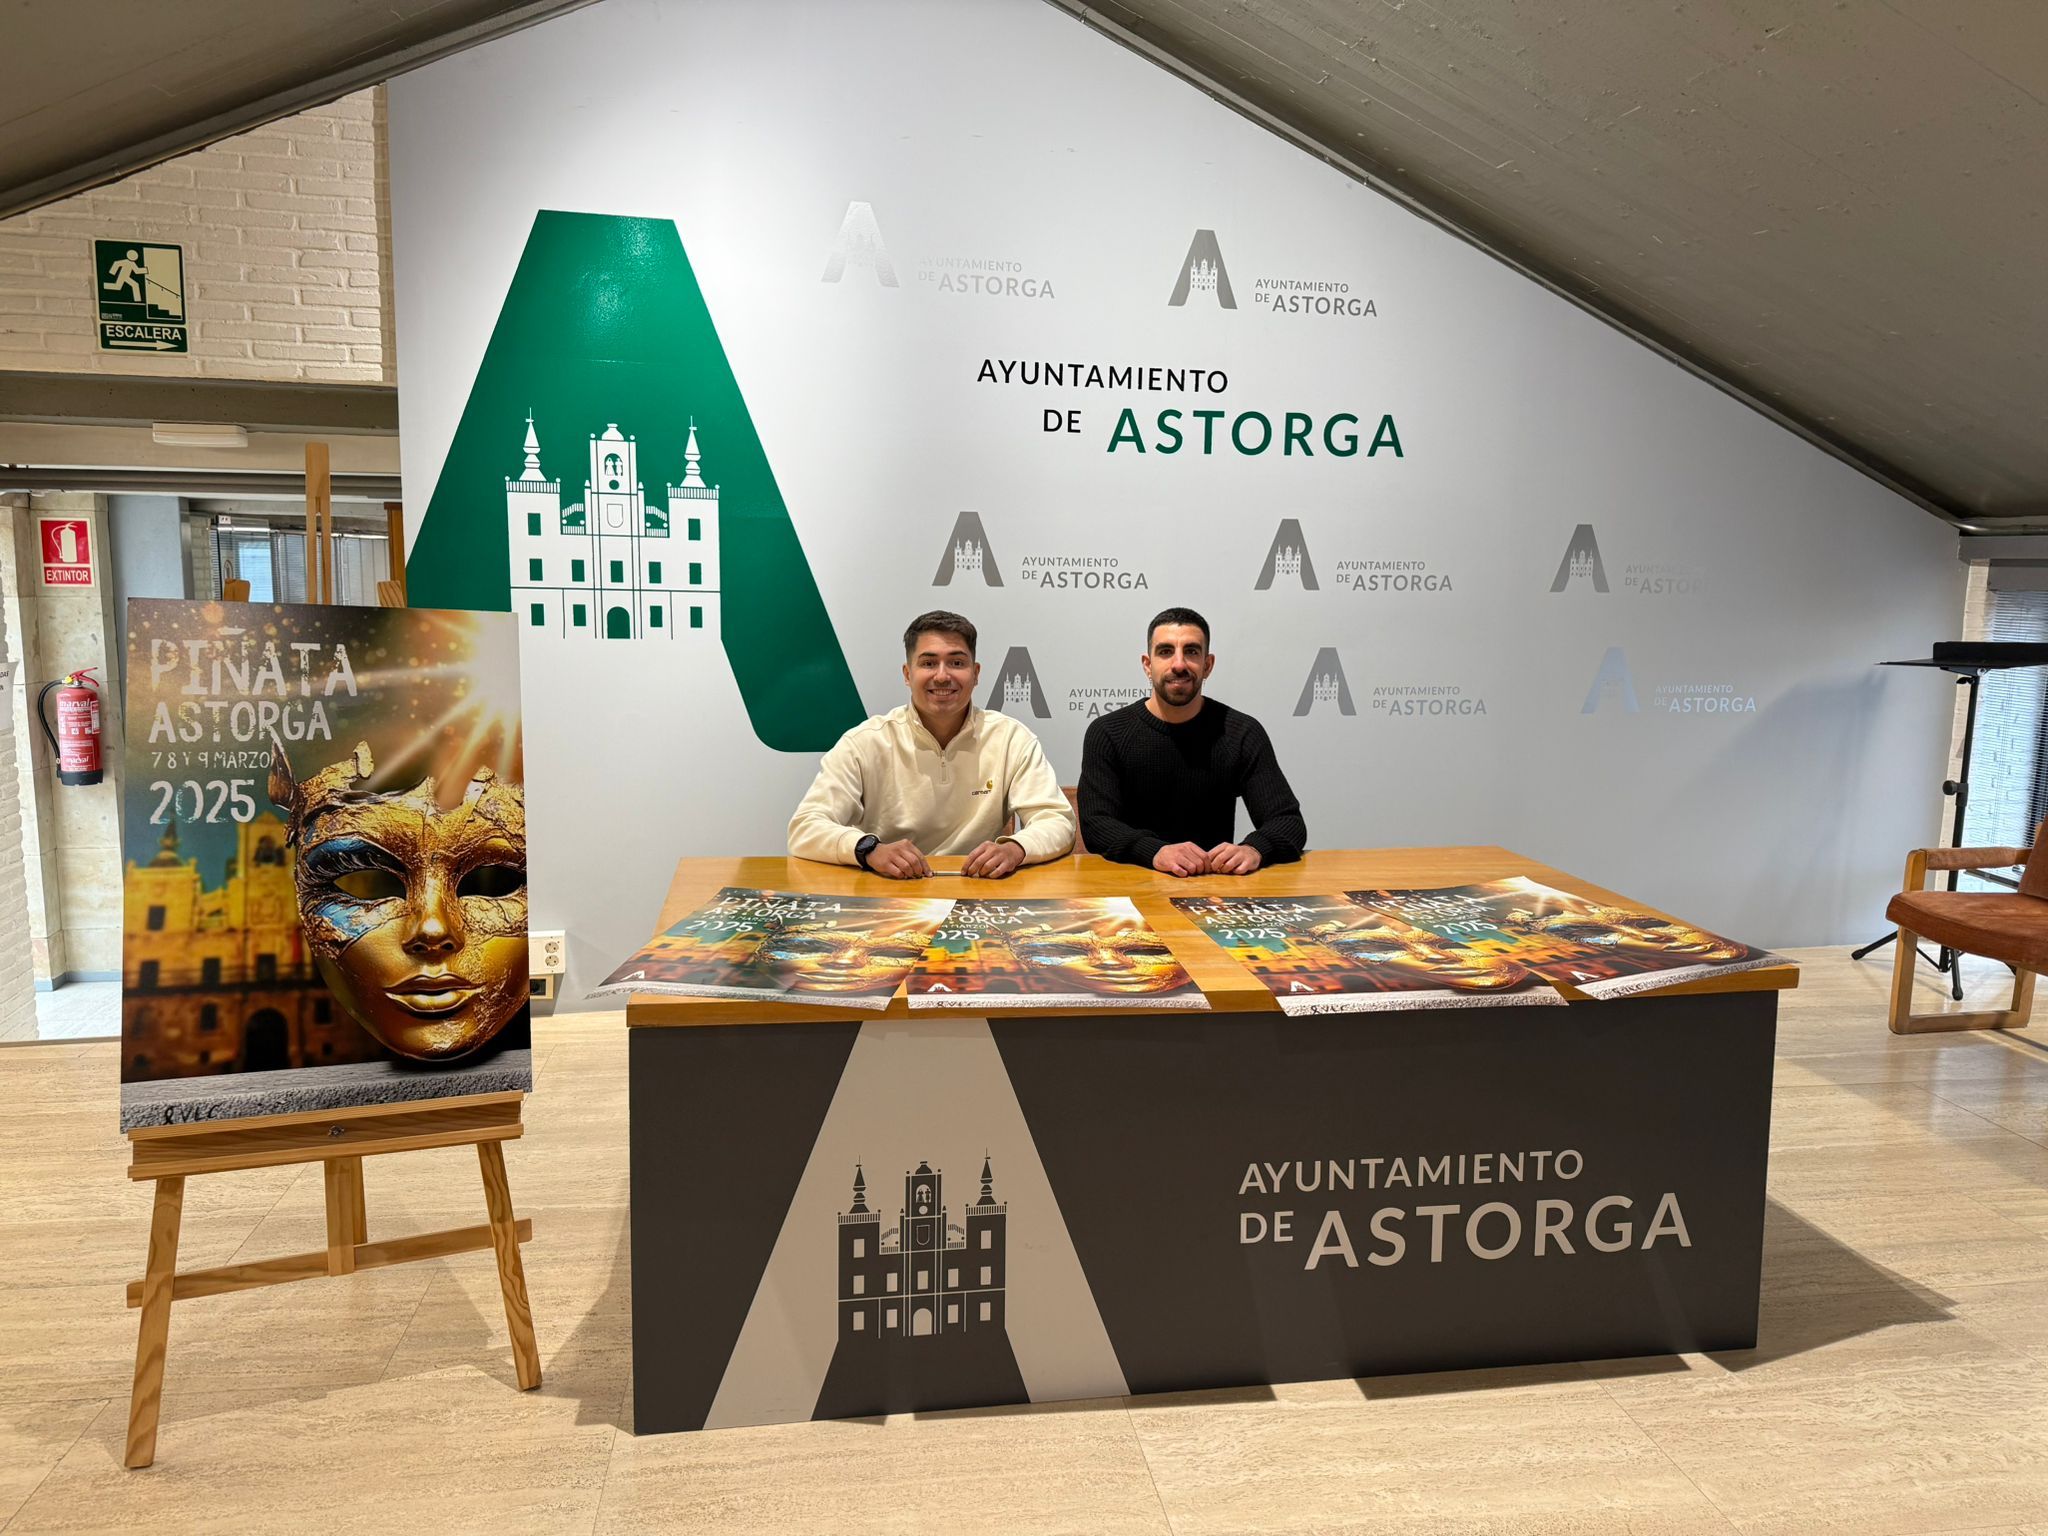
xmin=0 ymin=89 xmax=391 ymax=383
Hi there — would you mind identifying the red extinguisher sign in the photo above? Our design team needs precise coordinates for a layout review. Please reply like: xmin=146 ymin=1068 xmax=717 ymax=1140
xmin=38 ymin=516 xmax=93 ymax=587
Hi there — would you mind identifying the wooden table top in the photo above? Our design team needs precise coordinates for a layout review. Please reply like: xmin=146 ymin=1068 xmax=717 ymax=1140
xmin=621 ymin=848 xmax=1798 ymax=1028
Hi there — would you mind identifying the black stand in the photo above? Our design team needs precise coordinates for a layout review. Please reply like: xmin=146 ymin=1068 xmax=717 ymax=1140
xmin=1853 ymin=666 xmax=1984 ymax=998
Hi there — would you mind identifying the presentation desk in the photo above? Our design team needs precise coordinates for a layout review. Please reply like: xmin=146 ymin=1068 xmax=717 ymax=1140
xmin=625 ymin=848 xmax=1795 ymax=1435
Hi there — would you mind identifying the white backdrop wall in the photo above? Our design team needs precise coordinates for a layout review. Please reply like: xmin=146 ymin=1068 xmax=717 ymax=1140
xmin=391 ymin=0 xmax=1962 ymax=1007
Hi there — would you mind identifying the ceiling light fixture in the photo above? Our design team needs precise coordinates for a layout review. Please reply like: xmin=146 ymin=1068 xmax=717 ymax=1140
xmin=151 ymin=422 xmax=250 ymax=449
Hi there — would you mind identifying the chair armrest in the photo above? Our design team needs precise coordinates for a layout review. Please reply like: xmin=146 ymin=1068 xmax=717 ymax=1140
xmin=1922 ymin=845 xmax=2030 ymax=872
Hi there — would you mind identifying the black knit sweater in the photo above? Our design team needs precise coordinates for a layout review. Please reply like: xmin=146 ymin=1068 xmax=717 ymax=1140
xmin=1077 ymin=698 xmax=1307 ymax=867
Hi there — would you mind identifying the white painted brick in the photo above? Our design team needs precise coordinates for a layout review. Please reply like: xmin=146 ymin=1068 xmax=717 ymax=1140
xmin=249 ymin=302 xmax=349 ymax=326
xmin=0 ymin=86 xmax=391 ymax=384
xmin=207 ymin=321 xmax=298 ymax=342
xmin=251 ymin=340 xmax=350 ymax=361
xmin=242 ymin=192 xmax=345 ymax=217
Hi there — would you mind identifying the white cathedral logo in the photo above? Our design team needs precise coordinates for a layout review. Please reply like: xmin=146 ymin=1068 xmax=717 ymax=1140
xmin=505 ymin=412 xmax=721 ymax=641
xmin=953 ymin=539 xmax=984 ymax=577
xmin=1312 ymin=672 xmax=1340 ymax=705
xmin=1000 ymin=673 xmax=1033 ymax=712
xmin=1189 ymin=259 xmax=1218 ymax=296
xmin=1275 ymin=546 xmax=1302 ymax=579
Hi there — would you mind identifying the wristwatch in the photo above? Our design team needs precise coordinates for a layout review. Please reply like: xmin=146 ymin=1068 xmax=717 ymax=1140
xmin=854 ymin=834 xmax=880 ymax=870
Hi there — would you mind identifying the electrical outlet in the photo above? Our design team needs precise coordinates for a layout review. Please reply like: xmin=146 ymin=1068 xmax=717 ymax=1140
xmin=532 ymin=930 xmax=567 ymax=976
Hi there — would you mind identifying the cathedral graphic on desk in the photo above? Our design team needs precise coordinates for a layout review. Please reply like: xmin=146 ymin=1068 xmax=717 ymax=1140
xmin=505 ymin=412 xmax=720 ymax=641
xmin=836 ymin=1156 xmax=1008 ymax=1341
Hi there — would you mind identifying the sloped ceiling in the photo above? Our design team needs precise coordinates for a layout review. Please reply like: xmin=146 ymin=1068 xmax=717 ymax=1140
xmin=1052 ymin=0 xmax=2048 ymax=525
xmin=0 ymin=0 xmax=592 ymax=220
xmin=3 ymin=0 xmax=2041 ymax=523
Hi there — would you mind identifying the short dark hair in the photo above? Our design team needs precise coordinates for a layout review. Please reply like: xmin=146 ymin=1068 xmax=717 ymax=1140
xmin=1148 ymin=607 xmax=1210 ymax=648
xmin=904 ymin=609 xmax=978 ymax=658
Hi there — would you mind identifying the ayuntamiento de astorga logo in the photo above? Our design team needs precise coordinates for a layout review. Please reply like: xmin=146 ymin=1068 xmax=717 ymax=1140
xmin=935 ymin=511 xmax=1002 ymax=587
xmin=409 ymin=211 xmax=862 ymax=753
xmin=1294 ymin=649 xmax=1357 ymax=717
xmin=1256 ymin=519 xmax=1320 ymax=590
xmin=985 ymin=647 xmax=1050 ymax=719
xmin=1168 ymin=229 xmax=1236 ymax=309
xmin=1551 ymin=524 xmax=1706 ymax=598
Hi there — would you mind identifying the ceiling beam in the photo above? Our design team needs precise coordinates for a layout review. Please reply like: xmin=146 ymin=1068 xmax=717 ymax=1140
xmin=0 ymin=372 xmax=396 ymax=434
xmin=0 ymin=467 xmax=401 ymax=499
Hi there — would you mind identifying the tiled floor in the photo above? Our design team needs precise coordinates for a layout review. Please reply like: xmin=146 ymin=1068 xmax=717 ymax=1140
xmin=29 ymin=981 xmax=119 ymax=1043
xmin=6 ymin=949 xmax=2048 ymax=1533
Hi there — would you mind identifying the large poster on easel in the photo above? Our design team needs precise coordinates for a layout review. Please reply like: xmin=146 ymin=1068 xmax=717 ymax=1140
xmin=119 ymin=599 xmax=532 ymax=1129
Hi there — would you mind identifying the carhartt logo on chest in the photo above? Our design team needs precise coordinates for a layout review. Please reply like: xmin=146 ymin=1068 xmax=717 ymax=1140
xmin=970 ymin=778 xmax=996 ymax=797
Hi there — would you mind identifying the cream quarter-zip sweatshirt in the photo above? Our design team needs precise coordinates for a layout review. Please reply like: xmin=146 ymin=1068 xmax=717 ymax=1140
xmin=787 ymin=705 xmax=1076 ymax=866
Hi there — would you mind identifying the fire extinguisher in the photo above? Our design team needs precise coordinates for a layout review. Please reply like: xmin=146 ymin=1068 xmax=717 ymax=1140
xmin=36 ymin=668 xmax=104 ymax=787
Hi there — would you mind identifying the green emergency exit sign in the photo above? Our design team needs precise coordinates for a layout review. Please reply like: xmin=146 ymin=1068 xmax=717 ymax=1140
xmin=93 ymin=238 xmax=188 ymax=354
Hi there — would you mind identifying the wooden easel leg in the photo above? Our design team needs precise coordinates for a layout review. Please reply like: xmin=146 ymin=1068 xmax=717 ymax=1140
xmin=478 ymin=1142 xmax=541 ymax=1390
xmin=323 ymin=1158 xmax=359 ymax=1274
xmin=344 ymin=1155 xmax=368 ymax=1241
xmin=126 ymin=1176 xmax=185 ymax=1469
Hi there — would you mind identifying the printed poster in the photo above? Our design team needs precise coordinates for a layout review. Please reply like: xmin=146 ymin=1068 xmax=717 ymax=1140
xmin=1172 ymin=894 xmax=1564 ymax=1015
xmin=120 ymin=600 xmax=530 ymax=1130
xmin=592 ymin=887 xmax=953 ymax=1008
xmin=907 ymin=897 xmax=1208 ymax=1010
xmin=1350 ymin=878 xmax=1783 ymax=999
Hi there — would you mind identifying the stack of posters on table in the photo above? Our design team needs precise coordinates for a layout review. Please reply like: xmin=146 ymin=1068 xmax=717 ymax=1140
xmin=1175 ymin=880 xmax=1780 ymax=1015
xmin=1349 ymin=877 xmax=1782 ymax=1000
xmin=1172 ymin=893 xmax=1565 ymax=1015
xmin=906 ymin=897 xmax=1209 ymax=1010
xmin=592 ymin=888 xmax=953 ymax=1009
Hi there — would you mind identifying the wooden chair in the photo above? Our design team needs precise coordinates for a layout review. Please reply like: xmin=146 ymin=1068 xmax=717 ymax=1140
xmin=1885 ymin=820 xmax=2048 ymax=1033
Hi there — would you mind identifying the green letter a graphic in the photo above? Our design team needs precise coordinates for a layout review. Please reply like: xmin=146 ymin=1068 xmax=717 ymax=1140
xmin=408 ymin=211 xmax=862 ymax=751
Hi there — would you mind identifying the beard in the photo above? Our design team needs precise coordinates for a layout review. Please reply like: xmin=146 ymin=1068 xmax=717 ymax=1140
xmin=1153 ymin=670 xmax=1200 ymax=705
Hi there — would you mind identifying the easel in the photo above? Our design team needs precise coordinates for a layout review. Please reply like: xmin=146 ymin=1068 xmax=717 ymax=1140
xmin=125 ymin=1092 xmax=540 ymax=1467
xmin=124 ymin=452 xmax=537 ymax=1468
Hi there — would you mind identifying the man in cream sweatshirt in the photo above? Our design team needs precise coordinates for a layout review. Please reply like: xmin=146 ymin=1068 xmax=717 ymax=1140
xmin=788 ymin=610 xmax=1076 ymax=879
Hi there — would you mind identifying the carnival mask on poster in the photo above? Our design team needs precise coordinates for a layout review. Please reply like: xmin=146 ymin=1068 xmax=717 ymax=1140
xmin=1520 ymin=907 xmax=1748 ymax=963
xmin=1321 ymin=924 xmax=1538 ymax=993
xmin=270 ymin=738 xmax=529 ymax=1061
xmin=1009 ymin=919 xmax=1192 ymax=996
xmin=751 ymin=919 xmax=929 ymax=995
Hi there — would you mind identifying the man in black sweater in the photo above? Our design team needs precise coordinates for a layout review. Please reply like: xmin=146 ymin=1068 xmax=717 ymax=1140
xmin=1078 ymin=606 xmax=1307 ymax=876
